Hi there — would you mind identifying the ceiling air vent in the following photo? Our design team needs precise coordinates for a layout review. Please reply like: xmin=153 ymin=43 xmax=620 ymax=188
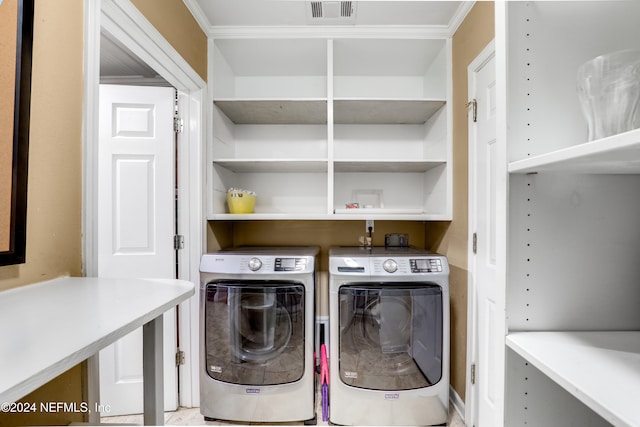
xmin=308 ymin=1 xmax=356 ymax=24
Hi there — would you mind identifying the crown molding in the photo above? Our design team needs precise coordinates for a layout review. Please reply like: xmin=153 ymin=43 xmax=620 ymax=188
xmin=209 ymin=25 xmax=452 ymax=39
xmin=185 ymin=0 xmax=477 ymax=40
xmin=448 ymin=1 xmax=476 ymax=35
xmin=183 ymin=0 xmax=212 ymax=34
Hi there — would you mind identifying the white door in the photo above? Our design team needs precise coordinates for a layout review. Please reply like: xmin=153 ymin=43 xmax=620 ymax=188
xmin=97 ymin=84 xmax=178 ymax=416
xmin=467 ymin=41 xmax=505 ymax=427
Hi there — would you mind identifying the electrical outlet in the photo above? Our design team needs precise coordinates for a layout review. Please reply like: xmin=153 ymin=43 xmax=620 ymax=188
xmin=365 ymin=219 xmax=374 ymax=233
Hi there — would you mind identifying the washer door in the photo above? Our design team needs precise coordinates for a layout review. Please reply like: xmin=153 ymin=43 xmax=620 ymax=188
xmin=338 ymin=283 xmax=443 ymax=390
xmin=205 ymin=281 xmax=305 ymax=385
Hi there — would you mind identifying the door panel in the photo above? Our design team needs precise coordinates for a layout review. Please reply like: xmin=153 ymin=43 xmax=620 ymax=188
xmin=98 ymin=84 xmax=177 ymax=416
xmin=476 ymin=52 xmax=501 ymax=427
xmin=469 ymin=43 xmax=505 ymax=427
xmin=113 ymin=156 xmax=155 ymax=253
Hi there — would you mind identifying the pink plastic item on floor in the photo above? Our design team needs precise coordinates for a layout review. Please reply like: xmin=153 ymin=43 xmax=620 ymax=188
xmin=320 ymin=343 xmax=329 ymax=421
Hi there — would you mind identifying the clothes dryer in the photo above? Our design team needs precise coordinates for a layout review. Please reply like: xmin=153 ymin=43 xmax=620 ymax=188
xmin=329 ymin=246 xmax=450 ymax=426
xmin=200 ymin=246 xmax=319 ymax=424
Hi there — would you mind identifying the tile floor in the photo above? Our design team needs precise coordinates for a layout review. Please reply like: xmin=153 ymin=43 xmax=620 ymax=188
xmin=101 ymin=398 xmax=466 ymax=426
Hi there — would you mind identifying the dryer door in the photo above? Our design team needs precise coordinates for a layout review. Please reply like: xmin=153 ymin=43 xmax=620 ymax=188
xmin=205 ymin=281 xmax=305 ymax=385
xmin=338 ymin=283 xmax=443 ymax=390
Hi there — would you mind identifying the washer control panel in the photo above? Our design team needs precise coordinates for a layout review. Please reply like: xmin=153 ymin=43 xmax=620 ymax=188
xmin=274 ymin=257 xmax=308 ymax=272
xmin=410 ymin=258 xmax=443 ymax=273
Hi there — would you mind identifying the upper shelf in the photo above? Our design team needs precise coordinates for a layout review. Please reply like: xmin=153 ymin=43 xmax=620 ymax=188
xmin=214 ymin=99 xmax=327 ymax=124
xmin=509 ymin=128 xmax=640 ymax=174
xmin=334 ymin=160 xmax=445 ymax=173
xmin=334 ymin=99 xmax=445 ymax=124
xmin=214 ymin=98 xmax=445 ymax=125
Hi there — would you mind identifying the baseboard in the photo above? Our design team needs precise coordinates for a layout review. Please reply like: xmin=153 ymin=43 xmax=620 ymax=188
xmin=449 ymin=385 xmax=465 ymax=424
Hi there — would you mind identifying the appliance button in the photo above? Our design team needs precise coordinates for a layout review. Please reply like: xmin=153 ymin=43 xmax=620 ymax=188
xmin=383 ymin=259 xmax=398 ymax=273
xmin=248 ymin=257 xmax=262 ymax=271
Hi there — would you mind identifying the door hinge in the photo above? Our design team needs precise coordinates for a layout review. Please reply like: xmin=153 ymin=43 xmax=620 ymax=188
xmin=471 ymin=363 xmax=476 ymax=385
xmin=173 ymin=117 xmax=184 ymax=133
xmin=174 ymin=234 xmax=184 ymax=250
xmin=472 ymin=232 xmax=477 ymax=254
xmin=175 ymin=349 xmax=185 ymax=366
xmin=466 ymin=99 xmax=477 ymax=123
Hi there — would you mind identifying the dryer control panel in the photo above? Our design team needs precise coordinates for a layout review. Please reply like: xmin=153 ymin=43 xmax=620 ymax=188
xmin=410 ymin=258 xmax=443 ymax=273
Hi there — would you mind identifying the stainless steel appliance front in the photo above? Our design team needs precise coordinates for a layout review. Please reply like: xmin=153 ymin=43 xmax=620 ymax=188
xmin=200 ymin=247 xmax=318 ymax=424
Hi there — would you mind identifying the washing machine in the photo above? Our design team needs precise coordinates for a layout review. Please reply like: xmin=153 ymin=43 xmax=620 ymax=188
xmin=200 ymin=246 xmax=319 ymax=424
xmin=329 ymin=246 xmax=450 ymax=426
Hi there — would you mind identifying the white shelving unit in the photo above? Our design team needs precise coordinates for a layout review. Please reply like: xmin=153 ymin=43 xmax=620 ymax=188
xmin=507 ymin=332 xmax=640 ymax=427
xmin=500 ymin=2 xmax=640 ymax=426
xmin=207 ymin=37 xmax=451 ymax=220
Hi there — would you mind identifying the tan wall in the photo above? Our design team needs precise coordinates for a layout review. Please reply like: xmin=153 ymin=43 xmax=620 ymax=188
xmin=427 ymin=1 xmax=495 ymax=402
xmin=0 ymin=0 xmax=85 ymax=425
xmin=0 ymin=0 xmax=207 ymax=425
xmin=131 ymin=0 xmax=207 ymax=82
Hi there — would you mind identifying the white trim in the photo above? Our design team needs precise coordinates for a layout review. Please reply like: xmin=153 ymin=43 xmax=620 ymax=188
xmin=466 ymin=38 xmax=496 ymax=427
xmin=83 ymin=0 xmax=206 ymax=411
xmin=83 ymin=0 xmax=101 ymax=279
xmin=101 ymin=0 xmax=205 ymax=90
xmin=176 ymin=89 xmax=206 ymax=408
xmin=82 ymin=2 xmax=101 ymax=421
xmin=449 ymin=385 xmax=466 ymax=425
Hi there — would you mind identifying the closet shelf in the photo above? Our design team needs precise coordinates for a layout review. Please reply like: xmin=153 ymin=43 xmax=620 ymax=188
xmin=209 ymin=211 xmax=450 ymax=221
xmin=334 ymin=160 xmax=445 ymax=173
xmin=508 ymin=128 xmax=640 ymax=174
xmin=506 ymin=331 xmax=640 ymax=427
xmin=334 ymin=99 xmax=445 ymax=124
xmin=213 ymin=98 xmax=446 ymax=125
xmin=214 ymin=99 xmax=328 ymax=124
xmin=213 ymin=159 xmax=328 ymax=173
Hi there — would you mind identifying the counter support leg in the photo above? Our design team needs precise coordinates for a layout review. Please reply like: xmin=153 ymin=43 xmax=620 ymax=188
xmin=143 ymin=316 xmax=164 ymax=425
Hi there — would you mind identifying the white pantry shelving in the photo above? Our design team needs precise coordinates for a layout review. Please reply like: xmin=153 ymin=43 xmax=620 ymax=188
xmin=506 ymin=332 xmax=640 ymax=427
xmin=509 ymin=128 xmax=640 ymax=175
xmin=207 ymin=37 xmax=451 ymax=220
xmin=500 ymin=2 xmax=640 ymax=426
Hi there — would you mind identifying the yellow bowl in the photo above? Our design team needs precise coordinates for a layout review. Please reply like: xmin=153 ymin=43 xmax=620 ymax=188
xmin=227 ymin=191 xmax=256 ymax=214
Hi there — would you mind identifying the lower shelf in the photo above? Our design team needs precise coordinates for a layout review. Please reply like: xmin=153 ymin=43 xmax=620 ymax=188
xmin=506 ymin=331 xmax=640 ymax=427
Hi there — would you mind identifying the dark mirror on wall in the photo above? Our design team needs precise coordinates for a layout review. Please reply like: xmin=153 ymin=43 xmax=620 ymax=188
xmin=0 ymin=0 xmax=34 ymax=266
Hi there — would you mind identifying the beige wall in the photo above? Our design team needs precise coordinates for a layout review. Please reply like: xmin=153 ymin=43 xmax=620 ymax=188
xmin=0 ymin=0 xmax=206 ymax=425
xmin=0 ymin=0 xmax=84 ymax=425
xmin=427 ymin=1 xmax=495 ymax=402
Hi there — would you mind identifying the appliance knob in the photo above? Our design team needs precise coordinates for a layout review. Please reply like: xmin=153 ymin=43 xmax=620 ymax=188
xmin=383 ymin=259 xmax=398 ymax=273
xmin=248 ymin=257 xmax=262 ymax=271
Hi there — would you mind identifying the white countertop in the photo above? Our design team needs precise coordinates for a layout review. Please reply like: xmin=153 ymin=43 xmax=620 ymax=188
xmin=0 ymin=276 xmax=194 ymax=404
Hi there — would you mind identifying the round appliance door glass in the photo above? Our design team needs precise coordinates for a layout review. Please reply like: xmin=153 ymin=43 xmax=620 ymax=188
xmin=338 ymin=283 xmax=443 ymax=390
xmin=205 ymin=281 xmax=305 ymax=385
